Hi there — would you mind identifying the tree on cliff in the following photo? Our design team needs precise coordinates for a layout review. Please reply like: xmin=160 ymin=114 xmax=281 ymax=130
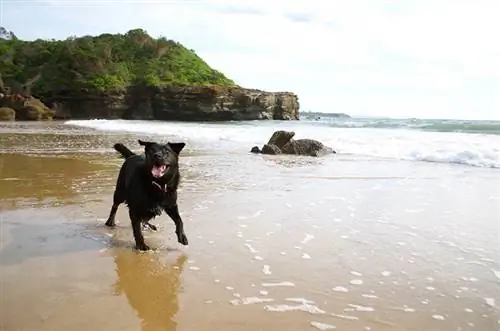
xmin=0 ymin=27 xmax=235 ymax=95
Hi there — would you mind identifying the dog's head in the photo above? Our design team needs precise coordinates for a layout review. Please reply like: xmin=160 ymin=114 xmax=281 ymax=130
xmin=138 ymin=139 xmax=185 ymax=179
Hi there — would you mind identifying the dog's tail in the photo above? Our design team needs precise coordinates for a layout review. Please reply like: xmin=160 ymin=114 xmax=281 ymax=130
xmin=113 ymin=143 xmax=136 ymax=159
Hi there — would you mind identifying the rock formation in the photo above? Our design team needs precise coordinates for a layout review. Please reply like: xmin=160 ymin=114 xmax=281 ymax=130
xmin=41 ymin=85 xmax=300 ymax=121
xmin=0 ymin=91 xmax=55 ymax=121
xmin=251 ymin=130 xmax=336 ymax=157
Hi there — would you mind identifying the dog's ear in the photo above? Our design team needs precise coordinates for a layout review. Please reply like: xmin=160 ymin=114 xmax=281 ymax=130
xmin=138 ymin=139 xmax=154 ymax=147
xmin=168 ymin=142 xmax=186 ymax=155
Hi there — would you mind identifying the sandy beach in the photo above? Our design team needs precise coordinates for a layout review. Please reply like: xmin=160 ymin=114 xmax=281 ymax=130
xmin=1 ymin=121 xmax=499 ymax=331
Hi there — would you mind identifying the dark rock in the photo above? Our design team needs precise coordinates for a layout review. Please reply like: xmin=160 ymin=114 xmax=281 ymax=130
xmin=250 ymin=146 xmax=261 ymax=154
xmin=267 ymin=130 xmax=295 ymax=149
xmin=261 ymin=144 xmax=282 ymax=155
xmin=0 ymin=107 xmax=15 ymax=121
xmin=0 ymin=93 xmax=54 ymax=121
xmin=251 ymin=130 xmax=335 ymax=157
xmin=282 ymin=139 xmax=335 ymax=157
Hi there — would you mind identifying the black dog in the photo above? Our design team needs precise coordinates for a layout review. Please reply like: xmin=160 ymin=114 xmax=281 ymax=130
xmin=105 ymin=139 xmax=188 ymax=251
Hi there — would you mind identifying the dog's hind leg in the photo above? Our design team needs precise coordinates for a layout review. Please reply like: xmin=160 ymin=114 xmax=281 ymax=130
xmin=105 ymin=190 xmax=124 ymax=227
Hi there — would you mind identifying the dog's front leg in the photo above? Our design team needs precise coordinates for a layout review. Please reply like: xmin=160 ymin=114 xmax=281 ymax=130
xmin=130 ymin=212 xmax=150 ymax=251
xmin=164 ymin=204 xmax=188 ymax=246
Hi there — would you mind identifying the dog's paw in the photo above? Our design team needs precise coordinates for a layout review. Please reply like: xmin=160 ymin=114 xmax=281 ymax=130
xmin=136 ymin=242 xmax=151 ymax=251
xmin=177 ymin=232 xmax=189 ymax=246
xmin=105 ymin=219 xmax=116 ymax=227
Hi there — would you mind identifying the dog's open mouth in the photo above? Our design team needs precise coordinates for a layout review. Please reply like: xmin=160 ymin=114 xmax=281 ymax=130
xmin=151 ymin=164 xmax=168 ymax=178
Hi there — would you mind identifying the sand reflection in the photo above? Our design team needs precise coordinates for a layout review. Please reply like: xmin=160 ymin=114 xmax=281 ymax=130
xmin=0 ymin=153 xmax=114 ymax=209
xmin=112 ymin=249 xmax=187 ymax=331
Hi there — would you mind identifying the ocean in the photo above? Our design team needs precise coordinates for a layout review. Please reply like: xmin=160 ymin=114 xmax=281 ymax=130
xmin=65 ymin=113 xmax=500 ymax=169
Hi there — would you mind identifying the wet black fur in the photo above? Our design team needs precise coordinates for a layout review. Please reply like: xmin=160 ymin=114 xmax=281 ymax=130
xmin=105 ymin=139 xmax=188 ymax=251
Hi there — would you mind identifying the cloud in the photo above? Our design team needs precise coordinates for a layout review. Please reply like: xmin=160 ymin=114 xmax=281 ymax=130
xmin=283 ymin=12 xmax=314 ymax=23
xmin=2 ymin=0 xmax=500 ymax=119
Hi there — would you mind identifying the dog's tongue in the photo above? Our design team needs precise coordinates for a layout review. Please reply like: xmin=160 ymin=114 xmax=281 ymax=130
xmin=151 ymin=165 xmax=167 ymax=178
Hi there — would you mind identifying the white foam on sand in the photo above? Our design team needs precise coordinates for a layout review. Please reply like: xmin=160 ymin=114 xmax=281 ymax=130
xmin=310 ymin=321 xmax=336 ymax=330
xmin=381 ymin=271 xmax=391 ymax=277
xmin=301 ymin=233 xmax=315 ymax=244
xmin=262 ymin=281 xmax=295 ymax=287
xmin=265 ymin=303 xmax=325 ymax=314
xmin=347 ymin=304 xmax=374 ymax=312
xmin=286 ymin=298 xmax=315 ymax=305
xmin=404 ymin=209 xmax=424 ymax=213
xmin=332 ymin=286 xmax=349 ymax=293
xmin=254 ymin=256 xmax=264 ymax=261
xmin=260 ymin=290 xmax=269 ymax=295
xmin=262 ymin=265 xmax=272 ymax=275
xmin=350 ymin=271 xmax=363 ymax=277
xmin=350 ymin=279 xmax=363 ymax=285
xmin=244 ymin=243 xmax=258 ymax=253
xmin=302 ymin=253 xmax=312 ymax=259
xmin=399 ymin=305 xmax=416 ymax=312
xmin=230 ymin=297 xmax=274 ymax=306
xmin=237 ymin=210 xmax=263 ymax=220
xmin=491 ymin=269 xmax=500 ymax=280
xmin=331 ymin=313 xmax=359 ymax=321
xmin=361 ymin=294 xmax=378 ymax=299
xmin=328 ymin=196 xmax=347 ymax=202
xmin=432 ymin=314 xmax=445 ymax=320
xmin=485 ymin=297 xmax=496 ymax=307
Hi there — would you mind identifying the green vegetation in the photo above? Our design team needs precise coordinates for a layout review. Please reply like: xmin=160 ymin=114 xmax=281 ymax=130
xmin=0 ymin=27 xmax=236 ymax=95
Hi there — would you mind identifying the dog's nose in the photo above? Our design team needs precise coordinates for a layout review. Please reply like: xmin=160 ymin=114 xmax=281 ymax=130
xmin=154 ymin=153 xmax=162 ymax=160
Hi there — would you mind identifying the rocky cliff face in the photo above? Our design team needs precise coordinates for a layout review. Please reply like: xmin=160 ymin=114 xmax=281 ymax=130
xmin=0 ymin=92 xmax=55 ymax=121
xmin=42 ymin=86 xmax=300 ymax=121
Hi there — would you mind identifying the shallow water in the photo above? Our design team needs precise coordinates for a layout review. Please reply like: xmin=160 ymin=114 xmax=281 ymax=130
xmin=0 ymin=122 xmax=499 ymax=331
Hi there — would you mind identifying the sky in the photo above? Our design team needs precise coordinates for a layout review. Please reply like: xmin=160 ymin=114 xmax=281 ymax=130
xmin=1 ymin=0 xmax=499 ymax=120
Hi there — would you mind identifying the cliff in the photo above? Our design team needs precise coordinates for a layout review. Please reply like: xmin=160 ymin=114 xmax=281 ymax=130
xmin=44 ymin=86 xmax=299 ymax=121
xmin=0 ymin=27 xmax=300 ymax=121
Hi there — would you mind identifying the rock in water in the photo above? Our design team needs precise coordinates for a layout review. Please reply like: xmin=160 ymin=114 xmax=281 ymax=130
xmin=282 ymin=139 xmax=335 ymax=157
xmin=261 ymin=144 xmax=282 ymax=155
xmin=266 ymin=130 xmax=295 ymax=149
xmin=250 ymin=130 xmax=335 ymax=157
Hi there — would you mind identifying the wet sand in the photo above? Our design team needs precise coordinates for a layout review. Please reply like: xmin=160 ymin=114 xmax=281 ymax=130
xmin=1 ymin=122 xmax=499 ymax=331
